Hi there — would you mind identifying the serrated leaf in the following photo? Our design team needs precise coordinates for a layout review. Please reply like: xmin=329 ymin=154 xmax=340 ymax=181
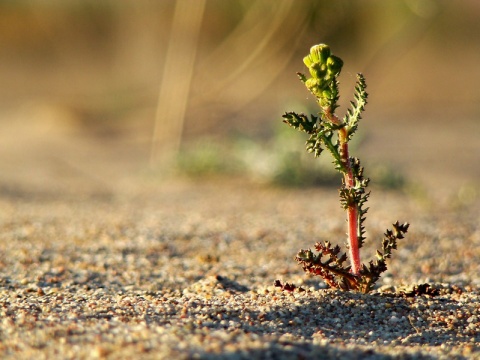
xmin=343 ymin=73 xmax=368 ymax=140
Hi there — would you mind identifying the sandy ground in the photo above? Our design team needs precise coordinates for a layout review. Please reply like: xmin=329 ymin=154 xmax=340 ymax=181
xmin=0 ymin=115 xmax=479 ymax=359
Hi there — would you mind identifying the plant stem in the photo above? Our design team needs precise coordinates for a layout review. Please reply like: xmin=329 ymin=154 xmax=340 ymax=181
xmin=325 ymin=108 xmax=362 ymax=276
xmin=342 ymin=142 xmax=361 ymax=276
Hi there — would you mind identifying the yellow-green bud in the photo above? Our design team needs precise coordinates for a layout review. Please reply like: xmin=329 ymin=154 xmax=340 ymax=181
xmin=303 ymin=55 xmax=313 ymax=68
xmin=305 ymin=77 xmax=318 ymax=87
xmin=308 ymin=63 xmax=326 ymax=79
xmin=319 ymin=97 xmax=330 ymax=108
xmin=310 ymin=44 xmax=330 ymax=64
xmin=305 ymin=78 xmax=324 ymax=97
xmin=324 ymin=72 xmax=334 ymax=83
xmin=326 ymin=55 xmax=343 ymax=75
xmin=305 ymin=77 xmax=320 ymax=90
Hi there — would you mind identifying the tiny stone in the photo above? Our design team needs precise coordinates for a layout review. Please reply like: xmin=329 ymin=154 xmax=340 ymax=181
xmin=389 ymin=316 xmax=400 ymax=324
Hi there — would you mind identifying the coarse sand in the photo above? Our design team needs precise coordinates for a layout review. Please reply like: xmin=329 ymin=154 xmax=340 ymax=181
xmin=0 ymin=180 xmax=479 ymax=359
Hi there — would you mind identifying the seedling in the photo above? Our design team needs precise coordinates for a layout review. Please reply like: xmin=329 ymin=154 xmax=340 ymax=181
xmin=280 ymin=43 xmax=409 ymax=293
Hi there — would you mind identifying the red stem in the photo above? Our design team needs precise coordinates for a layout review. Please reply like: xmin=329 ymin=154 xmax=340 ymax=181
xmin=325 ymin=108 xmax=361 ymax=275
xmin=341 ymin=142 xmax=361 ymax=275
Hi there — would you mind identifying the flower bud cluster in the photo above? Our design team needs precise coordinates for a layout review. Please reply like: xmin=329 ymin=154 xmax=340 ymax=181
xmin=302 ymin=44 xmax=343 ymax=104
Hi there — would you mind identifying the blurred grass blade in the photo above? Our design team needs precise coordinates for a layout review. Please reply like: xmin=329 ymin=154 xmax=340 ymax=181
xmin=150 ymin=0 xmax=206 ymax=166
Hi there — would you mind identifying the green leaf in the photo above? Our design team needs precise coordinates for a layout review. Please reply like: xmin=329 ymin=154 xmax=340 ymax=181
xmin=343 ymin=73 xmax=368 ymax=140
xmin=282 ymin=112 xmax=317 ymax=134
xmin=305 ymin=134 xmax=323 ymax=157
xmin=297 ymin=72 xmax=307 ymax=83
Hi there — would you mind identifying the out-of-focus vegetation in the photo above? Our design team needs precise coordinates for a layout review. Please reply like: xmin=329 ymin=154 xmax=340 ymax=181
xmin=0 ymin=1 xmax=479 ymax=197
xmin=174 ymin=129 xmax=410 ymax=191
xmin=174 ymin=128 xmax=341 ymax=187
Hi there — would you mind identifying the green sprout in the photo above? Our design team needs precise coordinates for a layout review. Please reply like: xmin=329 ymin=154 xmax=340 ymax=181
xmin=279 ymin=43 xmax=409 ymax=293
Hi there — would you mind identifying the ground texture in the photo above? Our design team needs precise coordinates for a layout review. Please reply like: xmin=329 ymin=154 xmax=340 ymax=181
xmin=1 ymin=178 xmax=479 ymax=359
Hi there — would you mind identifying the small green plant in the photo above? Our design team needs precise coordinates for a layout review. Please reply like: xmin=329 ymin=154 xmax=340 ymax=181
xmin=280 ymin=43 xmax=409 ymax=293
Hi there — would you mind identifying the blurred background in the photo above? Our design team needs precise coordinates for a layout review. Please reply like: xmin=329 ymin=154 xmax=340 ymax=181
xmin=0 ymin=0 xmax=479 ymax=204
